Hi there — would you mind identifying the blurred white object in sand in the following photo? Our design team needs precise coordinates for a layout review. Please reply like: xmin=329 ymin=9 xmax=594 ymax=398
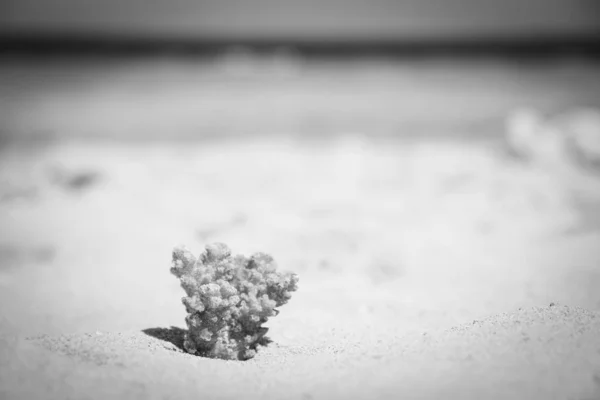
xmin=554 ymin=108 xmax=600 ymax=166
xmin=507 ymin=107 xmax=600 ymax=168
xmin=505 ymin=108 xmax=600 ymax=200
xmin=505 ymin=108 xmax=572 ymax=168
xmin=505 ymin=108 xmax=542 ymax=160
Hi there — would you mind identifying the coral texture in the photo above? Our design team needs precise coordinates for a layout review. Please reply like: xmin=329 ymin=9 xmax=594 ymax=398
xmin=170 ymin=243 xmax=299 ymax=360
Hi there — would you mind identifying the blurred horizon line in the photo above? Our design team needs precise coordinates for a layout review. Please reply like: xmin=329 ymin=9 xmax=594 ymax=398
xmin=1 ymin=33 xmax=599 ymax=57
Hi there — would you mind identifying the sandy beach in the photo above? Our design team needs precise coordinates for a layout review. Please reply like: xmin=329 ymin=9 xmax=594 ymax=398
xmin=1 ymin=56 xmax=600 ymax=399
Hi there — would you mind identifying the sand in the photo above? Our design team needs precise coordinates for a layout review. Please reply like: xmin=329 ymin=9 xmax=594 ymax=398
xmin=2 ymin=304 xmax=599 ymax=400
xmin=1 ymin=57 xmax=600 ymax=399
xmin=1 ymin=135 xmax=599 ymax=399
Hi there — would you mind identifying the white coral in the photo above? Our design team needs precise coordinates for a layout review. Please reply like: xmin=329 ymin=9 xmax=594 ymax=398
xmin=170 ymin=243 xmax=298 ymax=360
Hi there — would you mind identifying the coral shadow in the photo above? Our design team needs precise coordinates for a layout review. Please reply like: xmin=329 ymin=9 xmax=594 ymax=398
xmin=141 ymin=326 xmax=273 ymax=356
xmin=258 ymin=334 xmax=273 ymax=347
xmin=142 ymin=326 xmax=187 ymax=352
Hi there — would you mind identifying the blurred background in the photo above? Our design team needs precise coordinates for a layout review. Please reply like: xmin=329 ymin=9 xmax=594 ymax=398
xmin=1 ymin=0 xmax=600 ymax=44
xmin=0 ymin=0 xmax=600 ymax=339
xmin=0 ymin=0 xmax=599 ymax=142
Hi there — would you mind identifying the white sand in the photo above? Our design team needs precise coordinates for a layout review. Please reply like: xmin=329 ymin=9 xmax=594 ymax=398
xmin=1 ymin=304 xmax=599 ymax=400
xmin=1 ymin=135 xmax=599 ymax=399
xmin=1 ymin=58 xmax=600 ymax=399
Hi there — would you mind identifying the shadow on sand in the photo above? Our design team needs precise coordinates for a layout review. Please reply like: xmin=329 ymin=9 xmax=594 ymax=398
xmin=142 ymin=326 xmax=273 ymax=357
xmin=142 ymin=326 xmax=187 ymax=352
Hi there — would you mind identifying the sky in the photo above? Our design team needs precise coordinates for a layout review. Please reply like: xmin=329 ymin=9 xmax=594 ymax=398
xmin=1 ymin=0 xmax=599 ymax=41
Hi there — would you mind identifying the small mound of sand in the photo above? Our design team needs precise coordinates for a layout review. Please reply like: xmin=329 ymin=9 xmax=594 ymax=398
xmin=353 ymin=304 xmax=600 ymax=400
xmin=28 ymin=330 xmax=187 ymax=367
xmin=1 ymin=304 xmax=597 ymax=400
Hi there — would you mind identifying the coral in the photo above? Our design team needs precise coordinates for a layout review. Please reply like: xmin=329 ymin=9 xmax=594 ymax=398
xmin=170 ymin=243 xmax=299 ymax=360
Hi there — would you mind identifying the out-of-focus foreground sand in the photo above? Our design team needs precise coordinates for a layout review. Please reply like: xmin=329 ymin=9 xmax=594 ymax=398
xmin=1 ymin=55 xmax=600 ymax=399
